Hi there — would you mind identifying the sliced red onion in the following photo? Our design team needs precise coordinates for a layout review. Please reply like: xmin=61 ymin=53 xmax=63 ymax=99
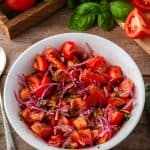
xmin=17 ymin=74 xmax=27 ymax=87
xmin=55 ymin=109 xmax=60 ymax=121
xmin=103 ymin=87 xmax=109 ymax=98
xmin=62 ymin=136 xmax=72 ymax=148
xmin=70 ymin=58 xmax=91 ymax=68
xmin=54 ymin=125 xmax=73 ymax=136
xmin=85 ymin=42 xmax=94 ymax=56
xmin=14 ymin=90 xmax=24 ymax=107
xmin=58 ymin=83 xmax=74 ymax=106
xmin=31 ymin=83 xmax=59 ymax=94
xmin=122 ymin=99 xmax=134 ymax=112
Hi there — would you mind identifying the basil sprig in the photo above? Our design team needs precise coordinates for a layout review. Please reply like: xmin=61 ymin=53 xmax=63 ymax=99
xmin=98 ymin=11 xmax=114 ymax=31
xmin=110 ymin=0 xmax=134 ymax=21
xmin=68 ymin=0 xmax=133 ymax=31
xmin=69 ymin=2 xmax=100 ymax=31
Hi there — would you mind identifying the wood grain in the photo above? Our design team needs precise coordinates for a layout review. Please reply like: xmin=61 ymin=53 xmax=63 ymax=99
xmin=0 ymin=8 xmax=149 ymax=150
xmin=0 ymin=0 xmax=66 ymax=39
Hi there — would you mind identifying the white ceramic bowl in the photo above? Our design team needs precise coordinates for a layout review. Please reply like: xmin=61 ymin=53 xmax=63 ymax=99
xmin=4 ymin=33 xmax=145 ymax=150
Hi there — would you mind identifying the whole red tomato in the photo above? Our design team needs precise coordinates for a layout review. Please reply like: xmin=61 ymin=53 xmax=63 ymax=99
xmin=6 ymin=0 xmax=36 ymax=11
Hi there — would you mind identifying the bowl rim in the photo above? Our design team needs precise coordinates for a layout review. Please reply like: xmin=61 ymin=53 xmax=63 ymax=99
xmin=4 ymin=33 xmax=145 ymax=150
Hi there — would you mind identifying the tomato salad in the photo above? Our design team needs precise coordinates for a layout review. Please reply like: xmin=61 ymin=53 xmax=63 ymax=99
xmin=15 ymin=41 xmax=135 ymax=149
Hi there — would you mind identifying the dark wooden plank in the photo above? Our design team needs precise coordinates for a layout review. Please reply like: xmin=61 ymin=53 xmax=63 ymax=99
xmin=0 ymin=0 xmax=66 ymax=39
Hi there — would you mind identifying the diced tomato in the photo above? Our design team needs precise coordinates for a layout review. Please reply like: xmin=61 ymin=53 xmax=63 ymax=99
xmin=107 ymin=66 xmax=123 ymax=82
xmin=5 ymin=0 xmax=36 ymax=11
xmin=48 ymin=135 xmax=63 ymax=147
xmin=67 ymin=60 xmax=78 ymax=67
xmin=35 ymin=75 xmax=51 ymax=98
xmin=60 ymin=41 xmax=77 ymax=60
xmin=22 ymin=108 xmax=32 ymax=124
xmin=31 ymin=122 xmax=52 ymax=139
xmin=98 ymin=132 xmax=110 ymax=144
xmin=22 ymin=108 xmax=45 ymax=124
xmin=58 ymin=116 xmax=69 ymax=125
xmin=85 ymin=85 xmax=107 ymax=108
xmin=73 ymin=115 xmax=88 ymax=130
xmin=27 ymin=75 xmax=41 ymax=91
xmin=110 ymin=111 xmax=124 ymax=125
xmin=44 ymin=47 xmax=66 ymax=69
xmin=60 ymin=100 xmax=68 ymax=107
xmin=108 ymin=97 xmax=127 ymax=108
xmin=48 ymin=99 xmax=57 ymax=107
xmin=70 ymin=98 xmax=84 ymax=110
xmin=71 ymin=129 xmax=93 ymax=146
xmin=70 ymin=70 xmax=79 ymax=81
xmin=41 ymin=75 xmax=51 ymax=84
xmin=48 ymin=115 xmax=58 ymax=126
xmin=132 ymin=0 xmax=150 ymax=11
xmin=119 ymin=78 xmax=134 ymax=98
xmin=65 ymin=140 xmax=79 ymax=149
xmin=81 ymin=69 xmax=106 ymax=85
xmin=91 ymin=130 xmax=100 ymax=140
xmin=125 ymin=8 xmax=150 ymax=39
xmin=33 ymin=55 xmax=48 ymax=72
xmin=30 ymin=111 xmax=45 ymax=122
xmin=19 ymin=88 xmax=30 ymax=100
xmin=122 ymin=100 xmax=133 ymax=113
xmin=86 ymin=55 xmax=108 ymax=73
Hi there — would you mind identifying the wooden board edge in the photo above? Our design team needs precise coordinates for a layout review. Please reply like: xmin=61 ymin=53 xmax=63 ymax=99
xmin=4 ymin=0 xmax=66 ymax=39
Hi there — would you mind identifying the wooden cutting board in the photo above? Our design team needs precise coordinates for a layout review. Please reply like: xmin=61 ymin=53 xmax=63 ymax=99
xmin=118 ymin=12 xmax=150 ymax=55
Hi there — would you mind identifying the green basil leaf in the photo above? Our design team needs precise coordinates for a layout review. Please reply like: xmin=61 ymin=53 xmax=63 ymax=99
xmin=99 ymin=0 xmax=110 ymax=12
xmin=98 ymin=11 xmax=114 ymax=31
xmin=110 ymin=0 xmax=134 ymax=21
xmin=69 ymin=13 xmax=96 ymax=31
xmin=75 ymin=2 xmax=100 ymax=15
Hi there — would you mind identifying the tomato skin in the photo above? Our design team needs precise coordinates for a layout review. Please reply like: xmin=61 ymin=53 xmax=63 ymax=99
xmin=30 ymin=111 xmax=45 ymax=122
xmin=73 ymin=115 xmax=88 ymax=130
xmin=19 ymin=88 xmax=30 ymax=101
xmin=60 ymin=41 xmax=77 ymax=60
xmin=33 ymin=55 xmax=48 ymax=72
xmin=110 ymin=111 xmax=124 ymax=125
xmin=70 ymin=98 xmax=84 ymax=110
xmin=108 ymin=97 xmax=127 ymax=108
xmin=22 ymin=108 xmax=32 ymax=124
xmin=81 ymin=69 xmax=106 ymax=85
xmin=31 ymin=122 xmax=52 ymax=139
xmin=27 ymin=75 xmax=41 ymax=91
xmin=48 ymin=135 xmax=63 ymax=147
xmin=71 ymin=129 xmax=93 ymax=146
xmin=91 ymin=130 xmax=100 ymax=140
xmin=85 ymin=85 xmax=106 ymax=108
xmin=125 ymin=8 xmax=150 ymax=39
xmin=98 ymin=132 xmax=110 ymax=144
xmin=6 ymin=0 xmax=36 ymax=11
xmin=58 ymin=116 xmax=69 ymax=125
xmin=86 ymin=55 xmax=108 ymax=73
xmin=44 ymin=47 xmax=66 ymax=70
xmin=119 ymin=78 xmax=134 ymax=98
xmin=132 ymin=0 xmax=150 ymax=11
xmin=107 ymin=66 xmax=123 ymax=82
xmin=22 ymin=108 xmax=45 ymax=124
xmin=34 ymin=75 xmax=51 ymax=98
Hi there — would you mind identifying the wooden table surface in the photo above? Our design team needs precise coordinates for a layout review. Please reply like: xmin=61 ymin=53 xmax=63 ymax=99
xmin=0 ymin=8 xmax=150 ymax=150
